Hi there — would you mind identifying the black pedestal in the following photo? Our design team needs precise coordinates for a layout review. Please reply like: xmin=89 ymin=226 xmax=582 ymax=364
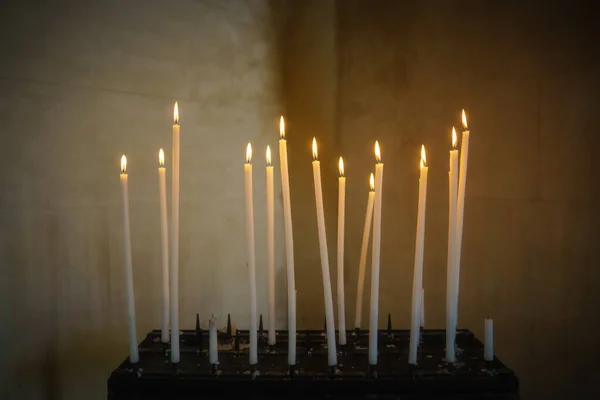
xmin=107 ymin=329 xmax=518 ymax=399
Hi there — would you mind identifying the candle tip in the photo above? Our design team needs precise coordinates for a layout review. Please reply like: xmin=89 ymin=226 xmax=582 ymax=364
xmin=174 ymin=101 xmax=179 ymax=124
xmin=279 ymin=116 xmax=285 ymax=139
xmin=461 ymin=109 xmax=468 ymax=130
xmin=369 ymin=173 xmax=375 ymax=191
xmin=312 ymin=137 xmax=318 ymax=160
xmin=338 ymin=157 xmax=344 ymax=177
xmin=120 ymin=155 xmax=127 ymax=173
xmin=375 ymin=141 xmax=381 ymax=163
xmin=246 ymin=143 xmax=252 ymax=163
xmin=452 ymin=127 xmax=458 ymax=149
xmin=266 ymin=145 xmax=271 ymax=166
xmin=159 ymin=148 xmax=165 ymax=167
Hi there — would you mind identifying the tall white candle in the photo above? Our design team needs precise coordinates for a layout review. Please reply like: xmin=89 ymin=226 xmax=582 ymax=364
xmin=454 ymin=110 xmax=470 ymax=328
xmin=336 ymin=157 xmax=347 ymax=346
xmin=120 ymin=155 xmax=139 ymax=364
xmin=369 ymin=141 xmax=384 ymax=366
xmin=354 ymin=174 xmax=375 ymax=329
xmin=170 ymin=102 xmax=181 ymax=363
xmin=484 ymin=317 xmax=494 ymax=361
xmin=158 ymin=149 xmax=169 ymax=344
xmin=446 ymin=128 xmax=459 ymax=363
xmin=209 ymin=315 xmax=219 ymax=365
xmin=244 ymin=143 xmax=258 ymax=366
xmin=278 ymin=117 xmax=297 ymax=365
xmin=266 ymin=146 xmax=276 ymax=346
xmin=311 ymin=138 xmax=337 ymax=367
xmin=420 ymin=288 xmax=425 ymax=328
xmin=409 ymin=146 xmax=428 ymax=365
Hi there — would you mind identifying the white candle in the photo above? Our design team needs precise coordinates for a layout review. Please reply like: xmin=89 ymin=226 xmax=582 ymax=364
xmin=119 ymin=155 xmax=139 ymax=364
xmin=354 ymin=174 xmax=375 ymax=329
xmin=244 ymin=143 xmax=258 ymax=366
xmin=278 ymin=117 xmax=297 ymax=365
xmin=158 ymin=149 xmax=169 ymax=344
xmin=170 ymin=102 xmax=181 ymax=363
xmin=266 ymin=146 xmax=276 ymax=346
xmin=336 ymin=157 xmax=347 ymax=346
xmin=484 ymin=317 xmax=494 ymax=361
xmin=409 ymin=146 xmax=428 ymax=365
xmin=369 ymin=141 xmax=384 ymax=366
xmin=420 ymin=288 xmax=425 ymax=328
xmin=454 ymin=110 xmax=470 ymax=328
xmin=209 ymin=315 xmax=219 ymax=365
xmin=446 ymin=128 xmax=459 ymax=362
xmin=311 ymin=138 xmax=337 ymax=367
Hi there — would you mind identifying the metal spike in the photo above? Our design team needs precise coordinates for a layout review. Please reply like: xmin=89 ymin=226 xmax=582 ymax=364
xmin=387 ymin=313 xmax=392 ymax=334
xmin=259 ymin=314 xmax=264 ymax=334
xmin=227 ymin=314 xmax=232 ymax=337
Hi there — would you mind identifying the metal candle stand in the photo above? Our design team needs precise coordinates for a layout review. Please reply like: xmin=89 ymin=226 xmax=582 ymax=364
xmin=107 ymin=313 xmax=519 ymax=399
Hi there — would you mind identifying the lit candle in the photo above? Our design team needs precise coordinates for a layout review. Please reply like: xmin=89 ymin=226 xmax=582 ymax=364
xmin=158 ymin=149 xmax=169 ymax=343
xmin=446 ymin=128 xmax=459 ymax=362
xmin=354 ymin=173 xmax=375 ymax=329
xmin=336 ymin=157 xmax=347 ymax=346
xmin=170 ymin=102 xmax=181 ymax=363
xmin=244 ymin=143 xmax=258 ymax=366
xmin=266 ymin=146 xmax=276 ymax=345
xmin=369 ymin=141 xmax=384 ymax=366
xmin=454 ymin=110 xmax=470 ymax=328
xmin=278 ymin=116 xmax=297 ymax=366
xmin=311 ymin=138 xmax=337 ymax=367
xmin=119 ymin=155 xmax=139 ymax=363
xmin=484 ymin=317 xmax=494 ymax=361
xmin=209 ymin=315 xmax=219 ymax=365
xmin=409 ymin=146 xmax=428 ymax=365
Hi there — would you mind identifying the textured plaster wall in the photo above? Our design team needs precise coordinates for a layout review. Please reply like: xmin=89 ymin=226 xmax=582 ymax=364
xmin=0 ymin=0 xmax=284 ymax=398
xmin=1 ymin=1 xmax=599 ymax=399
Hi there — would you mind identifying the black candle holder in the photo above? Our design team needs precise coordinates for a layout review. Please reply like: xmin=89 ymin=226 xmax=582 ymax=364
xmin=107 ymin=315 xmax=519 ymax=400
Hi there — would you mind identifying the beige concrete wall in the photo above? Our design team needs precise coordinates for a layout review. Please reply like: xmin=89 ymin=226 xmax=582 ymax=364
xmin=0 ymin=0 xmax=284 ymax=398
xmin=333 ymin=1 xmax=600 ymax=399
xmin=1 ymin=0 xmax=599 ymax=399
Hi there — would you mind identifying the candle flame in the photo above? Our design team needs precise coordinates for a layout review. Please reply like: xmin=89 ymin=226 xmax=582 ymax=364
xmin=246 ymin=143 xmax=252 ymax=163
xmin=369 ymin=173 xmax=375 ymax=191
xmin=338 ymin=157 xmax=344 ymax=177
xmin=452 ymin=127 xmax=458 ymax=149
xmin=174 ymin=101 xmax=179 ymax=124
xmin=375 ymin=141 xmax=381 ymax=163
xmin=266 ymin=145 xmax=271 ymax=166
xmin=159 ymin=148 xmax=165 ymax=167
xmin=280 ymin=116 xmax=285 ymax=139
xmin=420 ymin=145 xmax=427 ymax=168
xmin=461 ymin=109 xmax=468 ymax=130
xmin=312 ymin=137 xmax=318 ymax=160
xmin=121 ymin=155 xmax=127 ymax=173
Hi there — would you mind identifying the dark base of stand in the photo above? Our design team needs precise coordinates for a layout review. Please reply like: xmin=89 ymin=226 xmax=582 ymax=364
xmin=107 ymin=329 xmax=518 ymax=399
